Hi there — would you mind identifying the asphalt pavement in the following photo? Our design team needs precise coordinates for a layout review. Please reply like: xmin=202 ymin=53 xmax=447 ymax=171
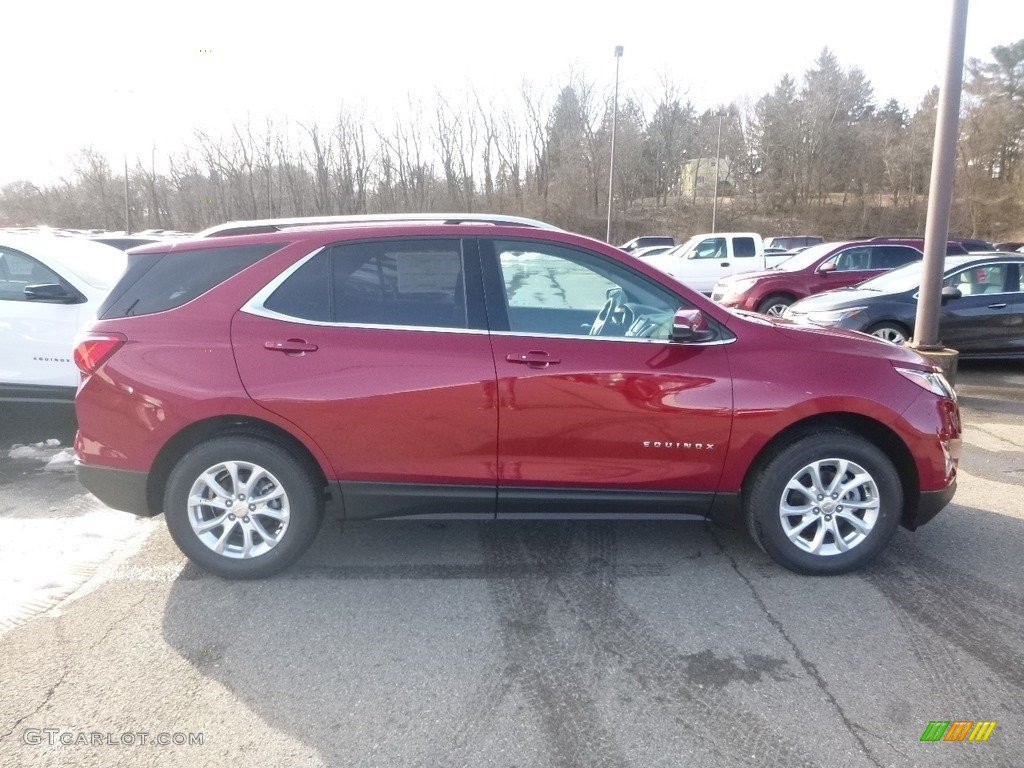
xmin=0 ymin=361 xmax=1022 ymax=767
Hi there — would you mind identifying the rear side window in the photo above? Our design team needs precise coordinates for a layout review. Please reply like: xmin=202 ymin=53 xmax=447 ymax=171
xmin=734 ymin=237 xmax=756 ymax=257
xmin=872 ymin=246 xmax=920 ymax=270
xmin=100 ymin=244 xmax=281 ymax=318
xmin=263 ymin=239 xmax=468 ymax=329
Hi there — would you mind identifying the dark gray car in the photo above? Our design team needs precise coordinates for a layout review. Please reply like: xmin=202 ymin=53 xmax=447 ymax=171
xmin=782 ymin=254 xmax=1024 ymax=358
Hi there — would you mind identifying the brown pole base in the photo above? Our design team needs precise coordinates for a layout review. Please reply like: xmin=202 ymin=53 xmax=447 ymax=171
xmin=909 ymin=346 xmax=959 ymax=387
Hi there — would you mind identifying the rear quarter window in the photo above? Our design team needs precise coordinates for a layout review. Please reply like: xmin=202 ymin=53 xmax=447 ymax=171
xmin=100 ymin=244 xmax=282 ymax=318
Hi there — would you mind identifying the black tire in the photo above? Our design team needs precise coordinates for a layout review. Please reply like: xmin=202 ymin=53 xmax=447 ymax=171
xmin=867 ymin=322 xmax=910 ymax=345
xmin=756 ymin=294 xmax=793 ymax=317
xmin=163 ymin=437 xmax=323 ymax=579
xmin=745 ymin=430 xmax=902 ymax=575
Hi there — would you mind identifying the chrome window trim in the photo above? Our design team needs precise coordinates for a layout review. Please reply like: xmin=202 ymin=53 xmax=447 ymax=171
xmin=491 ymin=330 xmax=737 ymax=346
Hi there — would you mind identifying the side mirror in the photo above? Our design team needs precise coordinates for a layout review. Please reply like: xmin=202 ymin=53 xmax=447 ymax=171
xmin=818 ymin=262 xmax=837 ymax=274
xmin=24 ymin=283 xmax=77 ymax=303
xmin=670 ymin=309 xmax=708 ymax=342
xmin=940 ymin=285 xmax=962 ymax=301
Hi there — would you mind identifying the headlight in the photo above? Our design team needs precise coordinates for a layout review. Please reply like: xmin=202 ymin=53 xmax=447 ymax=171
xmin=895 ymin=367 xmax=957 ymax=401
xmin=716 ymin=278 xmax=756 ymax=297
xmin=803 ymin=307 xmax=866 ymax=325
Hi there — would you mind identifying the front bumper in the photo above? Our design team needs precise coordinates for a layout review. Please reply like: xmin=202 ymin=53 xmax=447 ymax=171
xmin=76 ymin=462 xmax=155 ymax=516
xmin=902 ymin=479 xmax=957 ymax=531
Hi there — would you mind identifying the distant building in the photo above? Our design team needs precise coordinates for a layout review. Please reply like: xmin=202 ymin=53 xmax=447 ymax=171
xmin=679 ymin=157 xmax=731 ymax=197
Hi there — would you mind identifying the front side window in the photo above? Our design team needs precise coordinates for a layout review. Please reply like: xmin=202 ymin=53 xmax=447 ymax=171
xmin=264 ymin=238 xmax=468 ymax=329
xmin=0 ymin=248 xmax=63 ymax=302
xmin=691 ymin=237 xmax=727 ymax=259
xmin=828 ymin=247 xmax=872 ymax=272
xmin=493 ymin=240 xmax=684 ymax=340
xmin=943 ymin=263 xmax=1013 ymax=296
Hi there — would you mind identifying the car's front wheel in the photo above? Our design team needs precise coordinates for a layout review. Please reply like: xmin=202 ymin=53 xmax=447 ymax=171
xmin=756 ymin=294 xmax=793 ymax=317
xmin=867 ymin=322 xmax=910 ymax=345
xmin=164 ymin=436 xmax=323 ymax=579
xmin=745 ymin=430 xmax=902 ymax=575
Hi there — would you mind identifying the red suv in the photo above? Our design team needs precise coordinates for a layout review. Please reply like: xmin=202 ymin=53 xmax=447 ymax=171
xmin=73 ymin=216 xmax=960 ymax=578
xmin=711 ymin=240 xmax=966 ymax=316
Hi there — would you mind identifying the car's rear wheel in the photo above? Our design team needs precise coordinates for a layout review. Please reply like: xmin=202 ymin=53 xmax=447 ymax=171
xmin=164 ymin=437 xmax=323 ymax=579
xmin=867 ymin=322 xmax=910 ymax=345
xmin=745 ymin=430 xmax=902 ymax=575
xmin=756 ymin=294 xmax=793 ymax=317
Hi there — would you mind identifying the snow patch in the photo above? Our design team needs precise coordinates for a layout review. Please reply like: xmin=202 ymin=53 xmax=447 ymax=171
xmin=0 ymin=509 xmax=157 ymax=636
xmin=8 ymin=438 xmax=64 ymax=462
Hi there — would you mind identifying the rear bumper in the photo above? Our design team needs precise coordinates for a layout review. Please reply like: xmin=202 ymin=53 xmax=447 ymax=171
xmin=76 ymin=462 xmax=155 ymax=516
xmin=903 ymin=479 xmax=957 ymax=531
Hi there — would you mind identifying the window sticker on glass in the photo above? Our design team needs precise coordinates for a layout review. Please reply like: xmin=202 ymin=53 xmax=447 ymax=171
xmin=393 ymin=251 xmax=461 ymax=294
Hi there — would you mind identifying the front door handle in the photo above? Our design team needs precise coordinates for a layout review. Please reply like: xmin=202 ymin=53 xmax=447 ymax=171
xmin=987 ymin=303 xmax=1007 ymax=309
xmin=265 ymin=339 xmax=319 ymax=354
xmin=506 ymin=351 xmax=560 ymax=368
xmin=720 ymin=262 xmax=731 ymax=267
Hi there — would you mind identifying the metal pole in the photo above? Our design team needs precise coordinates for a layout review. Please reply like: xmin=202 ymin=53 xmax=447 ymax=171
xmin=124 ymin=155 xmax=131 ymax=235
xmin=912 ymin=0 xmax=969 ymax=350
xmin=606 ymin=45 xmax=623 ymax=243
xmin=711 ymin=112 xmax=724 ymax=233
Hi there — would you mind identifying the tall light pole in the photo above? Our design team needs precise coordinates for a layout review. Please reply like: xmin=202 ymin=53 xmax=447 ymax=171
xmin=605 ymin=45 xmax=623 ymax=243
xmin=124 ymin=155 xmax=131 ymax=235
xmin=711 ymin=110 xmax=726 ymax=233
xmin=912 ymin=0 xmax=969 ymax=356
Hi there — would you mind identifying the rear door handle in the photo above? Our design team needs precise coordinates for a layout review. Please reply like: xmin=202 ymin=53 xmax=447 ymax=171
xmin=987 ymin=303 xmax=1007 ymax=309
xmin=265 ymin=339 xmax=319 ymax=353
xmin=506 ymin=351 xmax=560 ymax=368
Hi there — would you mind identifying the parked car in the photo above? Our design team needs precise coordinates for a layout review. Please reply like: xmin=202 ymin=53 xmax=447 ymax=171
xmin=763 ymin=235 xmax=824 ymax=251
xmin=783 ymin=253 xmax=1024 ymax=355
xmin=87 ymin=235 xmax=165 ymax=251
xmin=644 ymin=232 xmax=793 ymax=293
xmin=950 ymin=237 xmax=995 ymax=252
xmin=994 ymin=241 xmax=1024 ymax=252
xmin=618 ymin=235 xmax=676 ymax=253
xmin=712 ymin=240 xmax=926 ymax=316
xmin=74 ymin=214 xmax=960 ymax=579
xmin=630 ymin=244 xmax=675 ymax=259
xmin=1 ymin=234 xmax=126 ymax=403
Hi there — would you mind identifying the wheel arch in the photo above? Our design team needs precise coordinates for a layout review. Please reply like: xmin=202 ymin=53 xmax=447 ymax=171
xmin=740 ymin=412 xmax=920 ymax=530
xmin=145 ymin=416 xmax=330 ymax=516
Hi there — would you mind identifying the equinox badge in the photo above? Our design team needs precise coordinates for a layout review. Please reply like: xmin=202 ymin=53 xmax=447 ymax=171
xmin=643 ymin=441 xmax=715 ymax=450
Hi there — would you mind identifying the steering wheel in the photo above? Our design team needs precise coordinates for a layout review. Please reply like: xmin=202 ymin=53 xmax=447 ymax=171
xmin=589 ymin=290 xmax=630 ymax=336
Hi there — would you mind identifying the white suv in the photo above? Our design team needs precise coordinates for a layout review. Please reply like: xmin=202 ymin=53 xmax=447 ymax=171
xmin=0 ymin=233 xmax=126 ymax=403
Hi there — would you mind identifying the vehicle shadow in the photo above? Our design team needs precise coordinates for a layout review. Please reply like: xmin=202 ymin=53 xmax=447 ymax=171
xmin=159 ymin=508 xmax=1024 ymax=767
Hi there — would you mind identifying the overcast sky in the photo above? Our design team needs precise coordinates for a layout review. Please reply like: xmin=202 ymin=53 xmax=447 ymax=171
xmin=3 ymin=0 xmax=1021 ymax=186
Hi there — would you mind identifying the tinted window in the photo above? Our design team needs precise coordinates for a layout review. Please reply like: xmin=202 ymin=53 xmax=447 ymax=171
xmin=333 ymin=240 xmax=466 ymax=328
xmin=264 ymin=249 xmax=331 ymax=321
xmin=101 ymin=244 xmax=280 ymax=318
xmin=0 ymin=248 xmax=63 ymax=302
xmin=734 ymin=237 xmax=756 ymax=257
xmin=872 ymin=246 xmax=920 ymax=270
xmin=493 ymin=240 xmax=683 ymax=339
xmin=265 ymin=239 xmax=468 ymax=329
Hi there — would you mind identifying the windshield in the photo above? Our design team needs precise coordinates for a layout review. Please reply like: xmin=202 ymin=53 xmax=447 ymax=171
xmin=857 ymin=260 xmax=925 ymax=293
xmin=658 ymin=236 xmax=701 ymax=260
xmin=775 ymin=242 xmax=841 ymax=271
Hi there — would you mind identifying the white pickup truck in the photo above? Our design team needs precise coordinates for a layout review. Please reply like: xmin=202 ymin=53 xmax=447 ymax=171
xmin=641 ymin=232 xmax=792 ymax=294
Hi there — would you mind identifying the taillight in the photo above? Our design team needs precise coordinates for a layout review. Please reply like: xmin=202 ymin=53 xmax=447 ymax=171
xmin=74 ymin=333 xmax=126 ymax=374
